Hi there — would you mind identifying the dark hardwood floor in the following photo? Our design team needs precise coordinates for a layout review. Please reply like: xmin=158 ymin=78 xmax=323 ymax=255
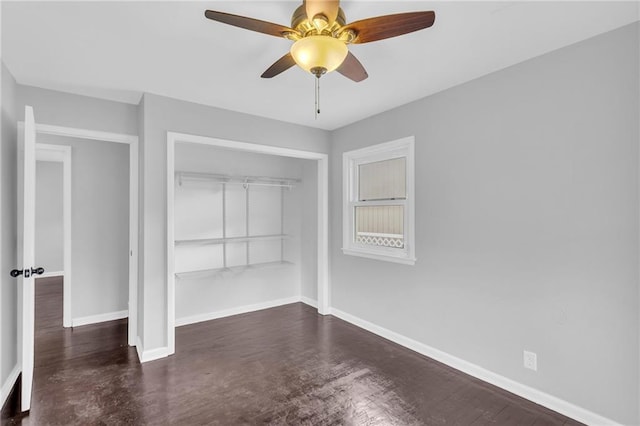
xmin=2 ymin=277 xmax=581 ymax=425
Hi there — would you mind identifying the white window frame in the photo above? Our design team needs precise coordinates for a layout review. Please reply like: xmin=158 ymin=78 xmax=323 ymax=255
xmin=342 ymin=136 xmax=416 ymax=265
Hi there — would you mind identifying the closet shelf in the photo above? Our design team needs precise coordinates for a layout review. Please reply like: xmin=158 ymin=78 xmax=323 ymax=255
xmin=175 ymin=261 xmax=294 ymax=280
xmin=175 ymin=234 xmax=290 ymax=247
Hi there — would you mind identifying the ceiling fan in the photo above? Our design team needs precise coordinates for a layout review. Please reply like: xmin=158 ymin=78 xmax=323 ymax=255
xmin=204 ymin=1 xmax=436 ymax=82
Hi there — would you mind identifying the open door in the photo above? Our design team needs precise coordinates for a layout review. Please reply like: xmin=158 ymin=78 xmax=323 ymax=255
xmin=12 ymin=105 xmax=44 ymax=412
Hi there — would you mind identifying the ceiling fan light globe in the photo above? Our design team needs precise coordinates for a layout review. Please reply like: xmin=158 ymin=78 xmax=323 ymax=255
xmin=290 ymin=35 xmax=348 ymax=74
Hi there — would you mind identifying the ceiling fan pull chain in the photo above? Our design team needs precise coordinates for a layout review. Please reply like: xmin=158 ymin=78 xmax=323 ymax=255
xmin=315 ymin=75 xmax=321 ymax=119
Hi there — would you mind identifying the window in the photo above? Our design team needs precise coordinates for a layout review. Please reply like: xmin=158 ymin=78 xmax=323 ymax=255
xmin=342 ymin=137 xmax=415 ymax=265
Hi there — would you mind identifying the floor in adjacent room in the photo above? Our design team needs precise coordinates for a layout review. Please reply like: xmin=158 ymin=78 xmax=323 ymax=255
xmin=2 ymin=277 xmax=581 ymax=425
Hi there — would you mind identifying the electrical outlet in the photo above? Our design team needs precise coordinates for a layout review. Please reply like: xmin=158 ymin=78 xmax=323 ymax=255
xmin=523 ymin=350 xmax=537 ymax=371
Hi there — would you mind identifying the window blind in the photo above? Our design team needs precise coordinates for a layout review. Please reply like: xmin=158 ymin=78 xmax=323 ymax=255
xmin=358 ymin=157 xmax=406 ymax=201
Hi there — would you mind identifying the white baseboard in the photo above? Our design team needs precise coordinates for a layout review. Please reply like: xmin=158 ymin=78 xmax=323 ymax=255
xmin=330 ymin=307 xmax=621 ymax=426
xmin=72 ymin=310 xmax=128 ymax=327
xmin=1 ymin=363 xmax=20 ymax=409
xmin=37 ymin=271 xmax=64 ymax=279
xmin=176 ymin=296 xmax=301 ymax=327
xmin=300 ymin=296 xmax=318 ymax=308
xmin=135 ymin=336 xmax=171 ymax=363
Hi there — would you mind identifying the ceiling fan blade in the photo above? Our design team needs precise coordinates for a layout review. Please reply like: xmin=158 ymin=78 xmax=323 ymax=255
xmin=337 ymin=52 xmax=368 ymax=82
xmin=204 ymin=10 xmax=294 ymax=38
xmin=304 ymin=0 xmax=340 ymax=24
xmin=261 ymin=53 xmax=296 ymax=78
xmin=342 ymin=11 xmax=435 ymax=44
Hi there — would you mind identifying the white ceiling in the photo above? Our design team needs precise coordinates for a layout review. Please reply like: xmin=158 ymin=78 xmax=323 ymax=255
xmin=2 ymin=1 xmax=638 ymax=130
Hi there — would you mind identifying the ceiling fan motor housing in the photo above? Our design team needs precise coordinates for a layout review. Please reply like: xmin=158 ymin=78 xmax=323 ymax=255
xmin=291 ymin=5 xmax=346 ymax=32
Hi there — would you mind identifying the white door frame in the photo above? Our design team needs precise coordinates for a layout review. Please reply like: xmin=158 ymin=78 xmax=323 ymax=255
xmin=166 ymin=132 xmax=330 ymax=355
xmin=35 ymin=144 xmax=72 ymax=327
xmin=17 ymin=106 xmax=37 ymax=411
xmin=22 ymin=123 xmax=139 ymax=346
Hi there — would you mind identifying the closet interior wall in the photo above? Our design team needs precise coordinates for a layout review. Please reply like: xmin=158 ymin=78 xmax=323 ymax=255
xmin=173 ymin=142 xmax=318 ymax=324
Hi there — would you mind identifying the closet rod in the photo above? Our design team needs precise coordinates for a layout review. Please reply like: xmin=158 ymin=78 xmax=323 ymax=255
xmin=176 ymin=171 xmax=300 ymax=188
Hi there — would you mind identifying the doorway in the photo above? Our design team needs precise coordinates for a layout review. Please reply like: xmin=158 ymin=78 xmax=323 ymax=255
xmin=31 ymin=124 xmax=138 ymax=345
xmin=11 ymin=110 xmax=138 ymax=411
xmin=14 ymin=114 xmax=140 ymax=413
xmin=35 ymin=144 xmax=71 ymax=327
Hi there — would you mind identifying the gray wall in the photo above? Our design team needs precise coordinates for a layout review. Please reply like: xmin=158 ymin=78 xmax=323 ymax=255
xmin=139 ymin=93 xmax=331 ymax=351
xmin=330 ymin=23 xmax=639 ymax=424
xmin=39 ymin=134 xmax=129 ymax=320
xmin=16 ymin=85 xmax=138 ymax=135
xmin=35 ymin=161 xmax=63 ymax=273
xmin=1 ymin=62 xmax=18 ymax=392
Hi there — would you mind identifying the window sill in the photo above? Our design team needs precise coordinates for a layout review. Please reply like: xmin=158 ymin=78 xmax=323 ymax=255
xmin=341 ymin=248 xmax=416 ymax=265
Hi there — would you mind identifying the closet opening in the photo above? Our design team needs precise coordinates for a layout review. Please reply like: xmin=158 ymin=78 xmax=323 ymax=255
xmin=167 ymin=133 xmax=329 ymax=354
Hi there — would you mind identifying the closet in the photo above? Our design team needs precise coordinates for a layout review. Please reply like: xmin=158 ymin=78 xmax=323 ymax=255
xmin=173 ymin=142 xmax=317 ymax=324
